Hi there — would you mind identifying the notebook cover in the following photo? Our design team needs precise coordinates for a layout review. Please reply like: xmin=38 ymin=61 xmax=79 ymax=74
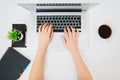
xmin=0 ymin=47 xmax=30 ymax=80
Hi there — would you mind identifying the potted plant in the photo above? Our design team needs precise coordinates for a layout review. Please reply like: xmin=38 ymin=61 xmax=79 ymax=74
xmin=7 ymin=28 xmax=23 ymax=42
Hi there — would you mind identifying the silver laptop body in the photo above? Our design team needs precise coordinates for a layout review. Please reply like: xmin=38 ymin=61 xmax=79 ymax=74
xmin=18 ymin=3 xmax=98 ymax=50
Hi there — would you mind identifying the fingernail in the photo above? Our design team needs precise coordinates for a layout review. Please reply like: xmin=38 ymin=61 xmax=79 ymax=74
xmin=69 ymin=26 xmax=72 ymax=32
xmin=45 ymin=22 xmax=48 ymax=24
xmin=65 ymin=27 xmax=68 ymax=32
xmin=75 ymin=28 xmax=77 ymax=32
xmin=64 ymin=27 xmax=66 ymax=29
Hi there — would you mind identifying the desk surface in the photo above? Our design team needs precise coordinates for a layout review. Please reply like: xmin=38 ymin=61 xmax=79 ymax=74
xmin=0 ymin=0 xmax=120 ymax=80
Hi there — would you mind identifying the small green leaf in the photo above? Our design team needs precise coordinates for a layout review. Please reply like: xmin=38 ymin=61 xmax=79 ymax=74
xmin=7 ymin=29 xmax=21 ymax=41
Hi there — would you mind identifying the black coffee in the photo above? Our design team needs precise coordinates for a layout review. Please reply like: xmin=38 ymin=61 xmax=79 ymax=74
xmin=98 ymin=25 xmax=112 ymax=39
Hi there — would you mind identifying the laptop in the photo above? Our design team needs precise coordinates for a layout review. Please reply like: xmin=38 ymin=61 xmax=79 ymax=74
xmin=18 ymin=2 xmax=98 ymax=50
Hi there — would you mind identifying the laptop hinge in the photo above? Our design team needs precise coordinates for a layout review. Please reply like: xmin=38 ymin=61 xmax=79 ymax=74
xmin=36 ymin=9 xmax=82 ymax=12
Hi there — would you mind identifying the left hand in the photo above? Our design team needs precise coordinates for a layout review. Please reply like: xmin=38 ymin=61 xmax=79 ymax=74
xmin=38 ymin=23 xmax=54 ymax=49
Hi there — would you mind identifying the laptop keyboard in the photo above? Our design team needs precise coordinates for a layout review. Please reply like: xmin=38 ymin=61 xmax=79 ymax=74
xmin=37 ymin=15 xmax=81 ymax=32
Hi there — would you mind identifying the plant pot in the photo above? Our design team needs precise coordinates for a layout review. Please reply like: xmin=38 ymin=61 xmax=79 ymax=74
xmin=16 ymin=32 xmax=24 ymax=42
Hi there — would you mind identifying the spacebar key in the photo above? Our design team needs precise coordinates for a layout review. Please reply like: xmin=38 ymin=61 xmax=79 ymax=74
xmin=53 ymin=29 xmax=81 ymax=32
xmin=53 ymin=29 xmax=64 ymax=32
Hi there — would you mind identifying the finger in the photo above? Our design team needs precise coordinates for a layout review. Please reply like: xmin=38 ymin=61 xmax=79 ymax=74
xmin=76 ymin=29 xmax=80 ymax=39
xmin=42 ymin=23 xmax=48 ymax=31
xmin=44 ymin=24 xmax=49 ymax=32
xmin=67 ymin=27 xmax=72 ymax=38
xmin=75 ymin=28 xmax=77 ymax=37
xmin=64 ymin=27 xmax=69 ymax=40
xmin=62 ymin=35 xmax=66 ymax=45
xmin=48 ymin=24 xmax=54 ymax=39
xmin=38 ymin=24 xmax=43 ymax=32
xmin=50 ymin=29 xmax=54 ymax=39
xmin=48 ymin=24 xmax=53 ymax=33
xmin=71 ymin=26 xmax=75 ymax=38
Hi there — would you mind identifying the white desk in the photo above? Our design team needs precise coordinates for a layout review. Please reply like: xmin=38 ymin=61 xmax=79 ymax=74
xmin=0 ymin=0 xmax=120 ymax=80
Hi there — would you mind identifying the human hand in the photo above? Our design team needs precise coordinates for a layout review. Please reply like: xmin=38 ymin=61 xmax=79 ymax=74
xmin=62 ymin=27 xmax=79 ymax=55
xmin=38 ymin=23 xmax=54 ymax=49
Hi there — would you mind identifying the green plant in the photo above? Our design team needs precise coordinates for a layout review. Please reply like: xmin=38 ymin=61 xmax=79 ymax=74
xmin=7 ymin=29 xmax=21 ymax=41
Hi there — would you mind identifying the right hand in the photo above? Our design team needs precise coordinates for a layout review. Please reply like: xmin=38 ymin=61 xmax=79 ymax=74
xmin=62 ymin=27 xmax=80 ymax=55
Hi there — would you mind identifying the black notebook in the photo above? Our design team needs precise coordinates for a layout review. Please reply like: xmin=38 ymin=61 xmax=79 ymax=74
xmin=0 ymin=47 xmax=30 ymax=80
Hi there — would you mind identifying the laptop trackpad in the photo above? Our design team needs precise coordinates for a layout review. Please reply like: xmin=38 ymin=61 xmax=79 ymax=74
xmin=48 ymin=33 xmax=66 ymax=50
xmin=48 ymin=33 xmax=88 ymax=51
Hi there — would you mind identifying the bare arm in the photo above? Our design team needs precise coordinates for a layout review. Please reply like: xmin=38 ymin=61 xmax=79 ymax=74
xmin=62 ymin=27 xmax=93 ymax=80
xmin=29 ymin=23 xmax=54 ymax=80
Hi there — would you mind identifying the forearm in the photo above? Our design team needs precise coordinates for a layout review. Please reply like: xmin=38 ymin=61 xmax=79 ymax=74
xmin=29 ymin=47 xmax=46 ymax=80
xmin=71 ymin=51 xmax=93 ymax=80
xmin=29 ymin=23 xmax=53 ymax=80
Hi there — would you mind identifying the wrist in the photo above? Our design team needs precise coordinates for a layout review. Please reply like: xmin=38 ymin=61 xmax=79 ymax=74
xmin=38 ymin=45 xmax=48 ymax=50
xmin=70 ymin=49 xmax=80 ymax=56
xmin=36 ymin=48 xmax=47 ymax=59
xmin=70 ymin=48 xmax=79 ymax=54
xmin=37 ymin=45 xmax=47 ymax=54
